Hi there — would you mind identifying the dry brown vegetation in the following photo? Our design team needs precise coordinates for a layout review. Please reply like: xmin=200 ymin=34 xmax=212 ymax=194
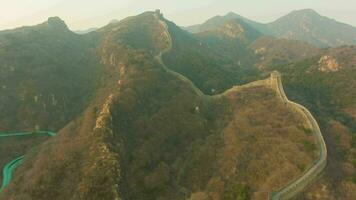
xmin=250 ymin=36 xmax=320 ymax=69
xmin=180 ymin=84 xmax=318 ymax=200
xmin=0 ymin=11 xmax=325 ymax=200
xmin=3 ymin=71 xmax=318 ymax=200
xmin=296 ymin=120 xmax=356 ymax=200
xmin=266 ymin=46 xmax=356 ymax=199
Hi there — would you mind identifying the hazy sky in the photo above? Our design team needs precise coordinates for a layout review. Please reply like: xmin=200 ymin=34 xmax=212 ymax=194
xmin=0 ymin=0 xmax=355 ymax=31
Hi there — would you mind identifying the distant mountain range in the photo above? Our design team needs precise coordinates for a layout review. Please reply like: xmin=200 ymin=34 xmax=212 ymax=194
xmin=186 ymin=9 xmax=356 ymax=47
xmin=75 ymin=27 xmax=98 ymax=34
xmin=74 ymin=19 xmax=120 ymax=34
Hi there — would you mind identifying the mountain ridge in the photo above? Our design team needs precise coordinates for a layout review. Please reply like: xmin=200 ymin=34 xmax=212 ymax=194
xmin=186 ymin=9 xmax=356 ymax=47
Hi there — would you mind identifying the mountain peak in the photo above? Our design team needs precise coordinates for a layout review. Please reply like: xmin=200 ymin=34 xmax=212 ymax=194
xmin=289 ymin=9 xmax=320 ymax=17
xmin=295 ymin=8 xmax=318 ymax=13
xmin=273 ymin=9 xmax=323 ymax=25
xmin=47 ymin=17 xmax=68 ymax=30
xmin=109 ymin=19 xmax=119 ymax=24
xmin=225 ymin=12 xmax=240 ymax=18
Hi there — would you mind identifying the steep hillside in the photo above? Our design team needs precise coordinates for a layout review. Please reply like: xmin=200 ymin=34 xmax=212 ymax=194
xmin=163 ymin=17 xmax=260 ymax=95
xmin=264 ymin=9 xmax=356 ymax=47
xmin=269 ymin=46 xmax=356 ymax=199
xmin=250 ymin=36 xmax=320 ymax=69
xmin=0 ymin=17 xmax=103 ymax=131
xmin=197 ymin=18 xmax=261 ymax=44
xmin=185 ymin=12 xmax=264 ymax=34
xmin=188 ymin=10 xmax=356 ymax=198
xmin=273 ymin=46 xmax=356 ymax=120
xmin=195 ymin=18 xmax=261 ymax=69
xmin=0 ymin=134 xmax=51 ymax=185
xmin=187 ymin=9 xmax=356 ymax=47
xmin=1 ymin=11 xmax=320 ymax=200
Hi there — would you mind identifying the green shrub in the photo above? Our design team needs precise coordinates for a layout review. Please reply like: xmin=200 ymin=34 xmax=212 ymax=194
xmin=302 ymin=140 xmax=316 ymax=153
xmin=223 ymin=183 xmax=250 ymax=200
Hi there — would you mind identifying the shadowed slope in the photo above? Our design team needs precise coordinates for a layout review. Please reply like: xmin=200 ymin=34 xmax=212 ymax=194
xmin=0 ymin=17 xmax=103 ymax=131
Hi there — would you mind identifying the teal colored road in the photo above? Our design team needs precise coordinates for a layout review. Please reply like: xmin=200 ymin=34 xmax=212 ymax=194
xmin=0 ymin=131 xmax=56 ymax=192
xmin=1 ymin=156 xmax=24 ymax=191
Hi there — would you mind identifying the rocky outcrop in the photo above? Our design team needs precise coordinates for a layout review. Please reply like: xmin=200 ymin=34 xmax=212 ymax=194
xmin=318 ymin=55 xmax=341 ymax=72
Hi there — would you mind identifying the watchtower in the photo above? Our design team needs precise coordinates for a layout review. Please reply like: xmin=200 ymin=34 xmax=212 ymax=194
xmin=154 ymin=9 xmax=163 ymax=18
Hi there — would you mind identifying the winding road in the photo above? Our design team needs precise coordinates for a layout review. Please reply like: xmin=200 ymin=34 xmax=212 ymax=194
xmin=0 ymin=131 xmax=56 ymax=192
xmin=270 ymin=72 xmax=328 ymax=200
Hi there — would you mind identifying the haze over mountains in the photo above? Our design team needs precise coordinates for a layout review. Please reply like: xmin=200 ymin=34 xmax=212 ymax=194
xmin=0 ymin=8 xmax=355 ymax=200
xmin=187 ymin=9 xmax=356 ymax=47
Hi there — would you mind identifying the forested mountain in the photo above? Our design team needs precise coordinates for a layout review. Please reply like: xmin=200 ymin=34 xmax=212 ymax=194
xmin=0 ymin=17 xmax=103 ymax=131
xmin=1 ymin=8 xmax=356 ymax=200
xmin=162 ymin=17 xmax=261 ymax=95
xmin=116 ymin=11 xmax=356 ymax=199
xmin=1 ymin=11 xmax=320 ymax=200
